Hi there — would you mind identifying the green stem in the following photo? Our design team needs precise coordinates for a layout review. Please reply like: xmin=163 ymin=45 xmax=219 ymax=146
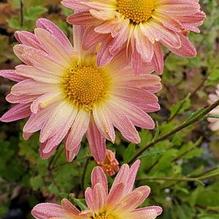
xmin=208 ymin=114 xmax=219 ymax=119
xmin=20 ymin=0 xmax=24 ymax=27
xmin=138 ymin=170 xmax=219 ymax=184
xmin=128 ymin=99 xmax=219 ymax=164
xmin=138 ymin=176 xmax=201 ymax=182
xmin=196 ymin=205 xmax=219 ymax=213
xmin=168 ymin=94 xmax=191 ymax=122
xmin=81 ymin=157 xmax=90 ymax=190
xmin=48 ymin=147 xmax=64 ymax=171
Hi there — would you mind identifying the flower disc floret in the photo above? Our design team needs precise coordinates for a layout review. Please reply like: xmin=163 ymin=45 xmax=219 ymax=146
xmin=117 ymin=0 xmax=154 ymax=24
xmin=62 ymin=64 xmax=111 ymax=111
xmin=91 ymin=211 xmax=118 ymax=219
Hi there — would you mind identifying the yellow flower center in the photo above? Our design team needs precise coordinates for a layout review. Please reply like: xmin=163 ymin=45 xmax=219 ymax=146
xmin=91 ymin=211 xmax=118 ymax=219
xmin=117 ymin=0 xmax=155 ymax=24
xmin=62 ymin=63 xmax=111 ymax=111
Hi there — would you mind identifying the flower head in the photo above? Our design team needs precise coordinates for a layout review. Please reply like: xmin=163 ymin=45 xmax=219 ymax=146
xmin=32 ymin=160 xmax=162 ymax=219
xmin=97 ymin=149 xmax=119 ymax=176
xmin=208 ymin=85 xmax=219 ymax=131
xmin=0 ymin=19 xmax=161 ymax=162
xmin=62 ymin=0 xmax=205 ymax=74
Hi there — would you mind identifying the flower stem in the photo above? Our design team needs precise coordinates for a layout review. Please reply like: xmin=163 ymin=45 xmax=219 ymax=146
xmin=128 ymin=99 xmax=219 ymax=164
xmin=138 ymin=176 xmax=202 ymax=183
xmin=20 ymin=0 xmax=24 ymax=27
xmin=81 ymin=157 xmax=90 ymax=190
xmin=138 ymin=168 xmax=219 ymax=185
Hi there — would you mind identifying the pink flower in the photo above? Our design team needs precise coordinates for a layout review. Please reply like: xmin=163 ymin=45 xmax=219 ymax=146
xmin=32 ymin=160 xmax=162 ymax=219
xmin=0 ymin=19 xmax=161 ymax=162
xmin=208 ymin=85 xmax=219 ymax=131
xmin=62 ymin=0 xmax=205 ymax=74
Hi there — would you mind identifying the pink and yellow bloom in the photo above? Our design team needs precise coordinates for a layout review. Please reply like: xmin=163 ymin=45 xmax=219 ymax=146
xmin=0 ymin=19 xmax=161 ymax=162
xmin=208 ymin=85 xmax=219 ymax=132
xmin=32 ymin=160 xmax=162 ymax=219
xmin=62 ymin=0 xmax=205 ymax=74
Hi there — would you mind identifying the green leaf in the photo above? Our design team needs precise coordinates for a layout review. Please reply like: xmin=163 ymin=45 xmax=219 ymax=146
xmin=123 ymin=144 xmax=135 ymax=162
xmin=198 ymin=168 xmax=219 ymax=180
xmin=25 ymin=6 xmax=48 ymax=20
xmin=30 ymin=176 xmax=44 ymax=191
xmin=70 ymin=198 xmax=87 ymax=211
xmin=196 ymin=183 xmax=219 ymax=207
xmin=169 ymin=94 xmax=191 ymax=119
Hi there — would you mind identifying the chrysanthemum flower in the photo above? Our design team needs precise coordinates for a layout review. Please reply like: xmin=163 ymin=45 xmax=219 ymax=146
xmin=32 ymin=160 xmax=162 ymax=219
xmin=208 ymin=85 xmax=219 ymax=131
xmin=0 ymin=19 xmax=161 ymax=162
xmin=62 ymin=0 xmax=205 ymax=74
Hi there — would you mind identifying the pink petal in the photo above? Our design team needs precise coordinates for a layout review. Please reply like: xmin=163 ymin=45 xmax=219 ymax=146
xmin=65 ymin=110 xmax=90 ymax=150
xmin=61 ymin=0 xmax=90 ymax=12
xmin=110 ymin=164 xmax=129 ymax=192
xmin=117 ymin=186 xmax=151 ymax=210
xmin=11 ymin=79 xmax=56 ymax=96
xmin=82 ymin=26 xmax=107 ymax=50
xmin=65 ymin=145 xmax=81 ymax=162
xmin=97 ymin=35 xmax=114 ymax=66
xmin=30 ymin=92 xmax=62 ymax=114
xmin=85 ymin=184 xmax=106 ymax=212
xmin=39 ymin=103 xmax=75 ymax=144
xmin=134 ymin=29 xmax=154 ymax=62
xmin=91 ymin=166 xmax=108 ymax=193
xmin=6 ymin=93 xmax=37 ymax=104
xmin=107 ymin=183 xmax=124 ymax=206
xmin=23 ymin=105 xmax=54 ymax=134
xmin=131 ymin=206 xmax=163 ymax=219
xmin=93 ymin=106 xmax=115 ymax=142
xmin=125 ymin=160 xmax=141 ymax=193
xmin=13 ymin=44 xmax=64 ymax=73
xmin=107 ymin=103 xmax=140 ymax=144
xmin=151 ymin=43 xmax=164 ymax=74
xmin=36 ymin=18 xmax=73 ymax=54
xmin=61 ymin=199 xmax=80 ymax=215
xmin=16 ymin=65 xmax=59 ymax=84
xmin=31 ymin=203 xmax=65 ymax=219
xmin=39 ymin=141 xmax=58 ymax=159
xmin=84 ymin=187 xmax=94 ymax=211
xmin=34 ymin=28 xmax=72 ymax=65
xmin=92 ymin=183 xmax=106 ymax=211
xmin=87 ymin=120 xmax=106 ymax=162
xmin=0 ymin=104 xmax=31 ymax=122
xmin=169 ymin=34 xmax=197 ymax=57
xmin=0 ymin=70 xmax=26 ymax=82
xmin=15 ymin=31 xmax=42 ymax=49
xmin=67 ymin=11 xmax=98 ymax=25
xmin=41 ymin=111 xmax=76 ymax=155
xmin=111 ymin=99 xmax=155 ymax=129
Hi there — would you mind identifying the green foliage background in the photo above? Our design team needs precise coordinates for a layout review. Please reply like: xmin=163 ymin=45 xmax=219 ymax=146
xmin=0 ymin=0 xmax=219 ymax=218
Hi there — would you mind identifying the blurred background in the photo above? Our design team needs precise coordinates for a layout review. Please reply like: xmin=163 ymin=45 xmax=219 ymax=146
xmin=0 ymin=0 xmax=219 ymax=218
